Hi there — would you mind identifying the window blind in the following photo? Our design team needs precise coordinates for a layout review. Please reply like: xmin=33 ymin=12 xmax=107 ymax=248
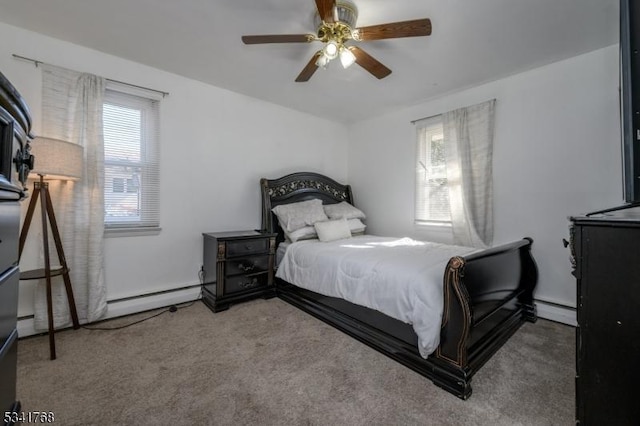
xmin=415 ymin=115 xmax=451 ymax=225
xmin=103 ymin=85 xmax=160 ymax=230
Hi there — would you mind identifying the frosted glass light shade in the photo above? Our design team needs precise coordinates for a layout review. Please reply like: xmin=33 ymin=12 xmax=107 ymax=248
xmin=323 ymin=41 xmax=339 ymax=59
xmin=340 ymin=47 xmax=356 ymax=68
xmin=29 ymin=137 xmax=83 ymax=180
xmin=316 ymin=53 xmax=330 ymax=68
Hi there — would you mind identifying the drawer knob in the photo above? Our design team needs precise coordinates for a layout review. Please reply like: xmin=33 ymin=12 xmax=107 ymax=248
xmin=240 ymin=278 xmax=258 ymax=289
xmin=238 ymin=262 xmax=255 ymax=272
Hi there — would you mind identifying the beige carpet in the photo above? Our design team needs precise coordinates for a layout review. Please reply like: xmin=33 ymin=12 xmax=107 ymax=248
xmin=16 ymin=299 xmax=574 ymax=425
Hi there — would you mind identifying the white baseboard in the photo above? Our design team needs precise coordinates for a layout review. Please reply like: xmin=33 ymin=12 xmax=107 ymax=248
xmin=17 ymin=285 xmax=202 ymax=338
xmin=535 ymin=299 xmax=576 ymax=326
xmin=17 ymin=288 xmax=576 ymax=338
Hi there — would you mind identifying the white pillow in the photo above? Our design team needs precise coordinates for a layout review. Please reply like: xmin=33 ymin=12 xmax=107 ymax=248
xmin=324 ymin=201 xmax=366 ymax=220
xmin=347 ymin=218 xmax=366 ymax=235
xmin=286 ymin=219 xmax=363 ymax=242
xmin=272 ymin=199 xmax=328 ymax=233
xmin=285 ymin=226 xmax=317 ymax=243
xmin=314 ymin=218 xmax=352 ymax=242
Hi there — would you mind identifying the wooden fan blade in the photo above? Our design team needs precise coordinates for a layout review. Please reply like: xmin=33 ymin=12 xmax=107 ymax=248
xmin=355 ymin=18 xmax=432 ymax=41
xmin=295 ymin=52 xmax=322 ymax=82
xmin=350 ymin=46 xmax=392 ymax=79
xmin=315 ymin=0 xmax=335 ymax=23
xmin=242 ymin=34 xmax=313 ymax=44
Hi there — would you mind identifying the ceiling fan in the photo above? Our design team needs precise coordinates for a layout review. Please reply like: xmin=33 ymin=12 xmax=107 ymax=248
xmin=241 ymin=0 xmax=432 ymax=82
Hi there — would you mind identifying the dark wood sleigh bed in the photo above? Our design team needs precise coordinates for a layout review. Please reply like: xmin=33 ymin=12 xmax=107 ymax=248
xmin=260 ymin=172 xmax=538 ymax=399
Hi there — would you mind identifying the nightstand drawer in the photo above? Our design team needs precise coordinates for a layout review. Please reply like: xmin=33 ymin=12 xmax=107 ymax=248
xmin=225 ymin=273 xmax=268 ymax=294
xmin=226 ymin=238 xmax=268 ymax=257
xmin=226 ymin=256 xmax=269 ymax=276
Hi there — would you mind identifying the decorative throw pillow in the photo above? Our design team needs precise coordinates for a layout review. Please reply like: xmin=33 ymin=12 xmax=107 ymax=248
xmin=314 ymin=218 xmax=352 ymax=242
xmin=285 ymin=226 xmax=317 ymax=243
xmin=324 ymin=201 xmax=366 ymax=220
xmin=347 ymin=218 xmax=366 ymax=235
xmin=272 ymin=199 xmax=328 ymax=233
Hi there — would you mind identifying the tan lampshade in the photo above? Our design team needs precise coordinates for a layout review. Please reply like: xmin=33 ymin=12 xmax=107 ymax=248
xmin=29 ymin=137 xmax=83 ymax=180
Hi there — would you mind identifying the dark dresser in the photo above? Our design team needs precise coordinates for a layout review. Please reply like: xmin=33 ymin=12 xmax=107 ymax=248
xmin=0 ymin=71 xmax=33 ymax=423
xmin=202 ymin=230 xmax=276 ymax=312
xmin=570 ymin=205 xmax=640 ymax=425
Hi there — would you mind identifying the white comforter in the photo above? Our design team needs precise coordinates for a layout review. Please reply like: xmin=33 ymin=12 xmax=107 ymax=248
xmin=276 ymin=235 xmax=476 ymax=358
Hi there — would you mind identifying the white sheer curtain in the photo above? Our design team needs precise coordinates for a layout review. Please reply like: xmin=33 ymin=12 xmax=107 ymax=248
xmin=443 ymin=99 xmax=496 ymax=248
xmin=32 ymin=64 xmax=107 ymax=329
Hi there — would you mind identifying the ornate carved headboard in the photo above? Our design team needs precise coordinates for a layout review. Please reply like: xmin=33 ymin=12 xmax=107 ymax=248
xmin=260 ymin=172 xmax=354 ymax=244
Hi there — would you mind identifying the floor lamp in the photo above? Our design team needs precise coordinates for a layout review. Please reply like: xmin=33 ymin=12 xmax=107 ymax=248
xmin=18 ymin=136 xmax=83 ymax=360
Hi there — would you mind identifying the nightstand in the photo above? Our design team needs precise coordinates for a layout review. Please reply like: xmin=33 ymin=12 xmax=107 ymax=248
xmin=201 ymin=230 xmax=277 ymax=312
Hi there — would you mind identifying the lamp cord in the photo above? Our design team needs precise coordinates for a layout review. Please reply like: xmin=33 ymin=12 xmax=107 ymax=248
xmin=81 ymin=269 xmax=205 ymax=331
xmin=80 ymin=307 xmax=174 ymax=331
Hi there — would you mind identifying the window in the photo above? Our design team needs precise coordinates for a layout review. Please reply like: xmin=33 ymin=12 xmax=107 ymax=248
xmin=112 ymin=177 xmax=125 ymax=193
xmin=415 ymin=115 xmax=451 ymax=225
xmin=103 ymin=84 xmax=160 ymax=232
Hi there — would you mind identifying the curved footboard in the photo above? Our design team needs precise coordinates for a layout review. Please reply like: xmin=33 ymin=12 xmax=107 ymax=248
xmin=434 ymin=238 xmax=538 ymax=396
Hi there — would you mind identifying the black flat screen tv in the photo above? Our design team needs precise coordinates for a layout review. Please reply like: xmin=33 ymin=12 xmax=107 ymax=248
xmin=620 ymin=0 xmax=640 ymax=203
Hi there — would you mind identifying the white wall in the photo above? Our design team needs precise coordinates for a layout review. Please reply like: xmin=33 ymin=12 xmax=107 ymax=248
xmin=347 ymin=45 xmax=622 ymax=311
xmin=2 ymin=19 xmax=621 ymax=328
xmin=0 ymin=23 xmax=349 ymax=322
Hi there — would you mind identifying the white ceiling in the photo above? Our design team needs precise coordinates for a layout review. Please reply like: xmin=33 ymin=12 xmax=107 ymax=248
xmin=0 ymin=0 xmax=619 ymax=123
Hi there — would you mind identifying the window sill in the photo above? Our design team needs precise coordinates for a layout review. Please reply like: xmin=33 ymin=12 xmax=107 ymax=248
xmin=105 ymin=227 xmax=162 ymax=238
xmin=414 ymin=221 xmax=452 ymax=228
xmin=414 ymin=221 xmax=454 ymax=244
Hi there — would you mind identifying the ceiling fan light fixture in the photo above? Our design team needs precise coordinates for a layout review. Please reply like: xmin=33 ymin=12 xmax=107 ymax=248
xmin=315 ymin=53 xmax=330 ymax=69
xmin=339 ymin=46 xmax=356 ymax=68
xmin=323 ymin=40 xmax=339 ymax=59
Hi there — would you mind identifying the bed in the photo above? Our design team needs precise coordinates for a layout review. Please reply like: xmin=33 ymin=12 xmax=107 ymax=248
xmin=260 ymin=172 xmax=537 ymax=399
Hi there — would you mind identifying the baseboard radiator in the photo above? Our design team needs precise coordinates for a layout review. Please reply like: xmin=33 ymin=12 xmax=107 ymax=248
xmin=17 ymin=284 xmax=202 ymax=338
xmin=17 ymin=288 xmax=575 ymax=338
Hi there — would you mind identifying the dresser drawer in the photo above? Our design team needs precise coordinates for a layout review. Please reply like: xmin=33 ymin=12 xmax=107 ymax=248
xmin=226 ymin=255 xmax=269 ymax=277
xmin=0 ymin=329 xmax=18 ymax=415
xmin=225 ymin=273 xmax=268 ymax=294
xmin=0 ymin=201 xmax=19 ymax=274
xmin=226 ymin=238 xmax=268 ymax=257
xmin=0 ymin=266 xmax=18 ymax=349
